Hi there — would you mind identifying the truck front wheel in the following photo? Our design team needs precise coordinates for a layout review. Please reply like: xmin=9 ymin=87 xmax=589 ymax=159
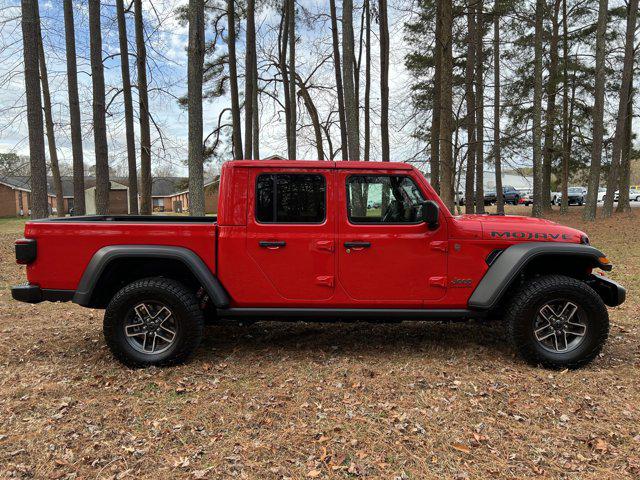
xmin=505 ymin=275 xmax=609 ymax=369
xmin=103 ymin=277 xmax=204 ymax=367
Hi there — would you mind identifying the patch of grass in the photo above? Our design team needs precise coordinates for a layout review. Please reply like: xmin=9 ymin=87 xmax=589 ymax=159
xmin=0 ymin=216 xmax=26 ymax=234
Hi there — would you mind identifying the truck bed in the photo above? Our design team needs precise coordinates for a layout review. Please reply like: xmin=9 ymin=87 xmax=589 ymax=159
xmin=23 ymin=216 xmax=218 ymax=291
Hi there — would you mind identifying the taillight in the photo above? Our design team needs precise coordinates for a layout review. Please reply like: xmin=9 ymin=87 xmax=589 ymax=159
xmin=15 ymin=238 xmax=36 ymax=264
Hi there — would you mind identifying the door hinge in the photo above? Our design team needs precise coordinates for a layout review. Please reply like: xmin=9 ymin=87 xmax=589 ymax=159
xmin=315 ymin=275 xmax=335 ymax=287
xmin=315 ymin=240 xmax=334 ymax=252
xmin=430 ymin=241 xmax=448 ymax=252
xmin=429 ymin=276 xmax=448 ymax=288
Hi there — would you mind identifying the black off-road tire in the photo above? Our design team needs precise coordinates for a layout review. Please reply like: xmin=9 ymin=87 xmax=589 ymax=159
xmin=505 ymin=275 xmax=609 ymax=369
xmin=103 ymin=277 xmax=204 ymax=368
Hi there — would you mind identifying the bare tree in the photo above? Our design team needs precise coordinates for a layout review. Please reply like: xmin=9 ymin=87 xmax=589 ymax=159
xmin=296 ymin=77 xmax=325 ymax=159
xmin=63 ymin=0 xmax=85 ymax=216
xmin=380 ymin=0 xmax=390 ymax=162
xmin=364 ymin=0 xmax=371 ymax=161
xmin=493 ymin=0 xmax=504 ymax=215
xmin=342 ymin=0 xmax=360 ymax=160
xmin=329 ymin=0 xmax=348 ymax=160
xmin=227 ymin=0 xmax=243 ymax=159
xmin=582 ymin=0 xmax=608 ymax=221
xmin=21 ymin=0 xmax=48 ymax=219
xmin=474 ymin=0 xmax=485 ymax=214
xmin=531 ymin=0 xmax=544 ymax=218
xmin=430 ymin=0 xmax=442 ymax=193
xmin=439 ymin=0 xmax=455 ymax=212
xmin=116 ymin=0 xmax=139 ymax=214
xmin=36 ymin=6 xmax=64 ymax=217
xmin=287 ymin=0 xmax=296 ymax=159
xmin=135 ymin=0 xmax=151 ymax=214
xmin=542 ymin=0 xmax=561 ymax=212
xmin=245 ymin=0 xmax=256 ymax=159
xmin=603 ymin=0 xmax=637 ymax=217
xmin=465 ymin=0 xmax=476 ymax=214
xmin=89 ymin=0 xmax=109 ymax=215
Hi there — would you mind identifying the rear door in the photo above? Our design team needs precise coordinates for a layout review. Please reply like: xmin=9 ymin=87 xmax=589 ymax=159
xmin=245 ymin=168 xmax=335 ymax=301
xmin=337 ymin=171 xmax=448 ymax=305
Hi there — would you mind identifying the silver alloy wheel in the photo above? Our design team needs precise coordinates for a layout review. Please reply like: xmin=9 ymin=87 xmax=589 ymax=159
xmin=124 ymin=302 xmax=178 ymax=354
xmin=533 ymin=300 xmax=587 ymax=353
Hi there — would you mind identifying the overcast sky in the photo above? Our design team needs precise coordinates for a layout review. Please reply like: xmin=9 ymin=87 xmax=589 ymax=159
xmin=0 ymin=0 xmax=427 ymax=177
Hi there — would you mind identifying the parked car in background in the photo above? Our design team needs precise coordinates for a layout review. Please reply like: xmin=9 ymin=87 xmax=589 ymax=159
xmin=484 ymin=185 xmax=520 ymax=205
xmin=614 ymin=189 xmax=640 ymax=202
xmin=550 ymin=191 xmax=561 ymax=205
xmin=559 ymin=187 xmax=587 ymax=206
xmin=597 ymin=188 xmax=607 ymax=203
xmin=518 ymin=189 xmax=533 ymax=207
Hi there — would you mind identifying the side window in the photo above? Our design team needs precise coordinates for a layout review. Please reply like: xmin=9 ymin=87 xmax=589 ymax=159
xmin=346 ymin=175 xmax=426 ymax=224
xmin=256 ymin=173 xmax=326 ymax=223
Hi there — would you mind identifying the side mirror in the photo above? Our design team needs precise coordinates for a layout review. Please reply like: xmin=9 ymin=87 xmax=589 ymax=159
xmin=421 ymin=200 xmax=440 ymax=230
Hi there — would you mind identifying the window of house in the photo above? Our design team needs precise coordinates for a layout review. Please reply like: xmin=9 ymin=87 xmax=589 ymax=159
xmin=346 ymin=175 xmax=426 ymax=224
xmin=256 ymin=173 xmax=326 ymax=223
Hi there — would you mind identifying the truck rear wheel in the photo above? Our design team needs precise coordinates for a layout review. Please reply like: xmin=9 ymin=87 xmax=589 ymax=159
xmin=505 ymin=275 xmax=609 ymax=369
xmin=103 ymin=277 xmax=204 ymax=368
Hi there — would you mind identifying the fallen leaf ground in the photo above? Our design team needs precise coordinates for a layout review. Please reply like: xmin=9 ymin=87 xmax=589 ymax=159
xmin=0 ymin=207 xmax=638 ymax=479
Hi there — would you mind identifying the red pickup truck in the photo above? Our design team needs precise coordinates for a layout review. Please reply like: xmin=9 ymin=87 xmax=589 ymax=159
xmin=12 ymin=160 xmax=625 ymax=369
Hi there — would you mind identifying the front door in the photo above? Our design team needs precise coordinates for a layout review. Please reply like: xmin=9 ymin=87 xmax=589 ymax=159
xmin=246 ymin=169 xmax=335 ymax=301
xmin=337 ymin=171 xmax=448 ymax=305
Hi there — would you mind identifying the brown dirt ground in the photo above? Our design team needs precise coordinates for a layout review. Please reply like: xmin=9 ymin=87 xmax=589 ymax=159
xmin=0 ymin=207 xmax=638 ymax=479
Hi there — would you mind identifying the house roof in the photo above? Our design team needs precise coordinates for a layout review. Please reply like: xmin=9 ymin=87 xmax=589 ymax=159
xmin=0 ymin=175 xmax=218 ymax=198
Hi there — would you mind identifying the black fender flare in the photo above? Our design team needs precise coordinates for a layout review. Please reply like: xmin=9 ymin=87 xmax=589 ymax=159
xmin=468 ymin=242 xmax=612 ymax=310
xmin=72 ymin=245 xmax=230 ymax=308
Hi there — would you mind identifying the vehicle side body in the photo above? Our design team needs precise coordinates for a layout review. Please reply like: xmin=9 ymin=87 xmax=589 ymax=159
xmin=14 ymin=160 xmax=622 ymax=314
xmin=12 ymin=160 xmax=625 ymax=368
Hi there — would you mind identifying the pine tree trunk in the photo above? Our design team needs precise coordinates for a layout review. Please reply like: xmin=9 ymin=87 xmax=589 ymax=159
xmin=253 ymin=52 xmax=260 ymax=159
xmin=380 ymin=0 xmax=390 ymax=162
xmin=364 ymin=0 xmax=371 ymax=161
xmin=531 ymin=0 xmax=544 ymax=218
xmin=430 ymin=0 xmax=442 ymax=193
xmin=493 ymin=0 xmax=504 ymax=215
xmin=89 ymin=0 xmax=110 ymax=215
xmin=603 ymin=0 xmax=637 ymax=217
xmin=116 ymin=0 xmax=138 ymax=214
xmin=560 ymin=0 xmax=569 ymax=215
xmin=542 ymin=0 xmax=561 ymax=213
xmin=342 ymin=0 xmax=360 ymax=160
xmin=135 ymin=0 xmax=151 ymax=214
xmin=287 ymin=0 xmax=296 ymax=159
xmin=244 ymin=0 xmax=256 ymax=159
xmin=187 ymin=0 xmax=205 ymax=216
xmin=63 ymin=0 xmax=85 ymax=216
xmin=582 ymin=0 xmax=608 ymax=221
xmin=474 ymin=0 xmax=485 ymax=214
xmin=279 ymin=3 xmax=291 ymax=158
xmin=227 ymin=0 xmax=243 ymax=159
xmin=36 ymin=6 xmax=64 ymax=217
xmin=329 ymin=0 xmax=348 ymax=160
xmin=21 ymin=0 xmax=48 ymax=219
xmin=439 ymin=0 xmax=455 ymax=212
xmin=464 ymin=0 xmax=476 ymax=214
xmin=616 ymin=74 xmax=634 ymax=213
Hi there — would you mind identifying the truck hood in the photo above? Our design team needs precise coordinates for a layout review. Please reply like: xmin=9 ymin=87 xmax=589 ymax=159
xmin=454 ymin=214 xmax=587 ymax=243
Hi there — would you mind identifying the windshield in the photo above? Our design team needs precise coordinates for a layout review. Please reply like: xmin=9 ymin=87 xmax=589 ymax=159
xmin=568 ymin=187 xmax=583 ymax=193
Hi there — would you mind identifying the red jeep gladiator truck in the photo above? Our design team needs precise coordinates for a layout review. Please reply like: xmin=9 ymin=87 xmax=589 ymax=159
xmin=12 ymin=160 xmax=625 ymax=369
